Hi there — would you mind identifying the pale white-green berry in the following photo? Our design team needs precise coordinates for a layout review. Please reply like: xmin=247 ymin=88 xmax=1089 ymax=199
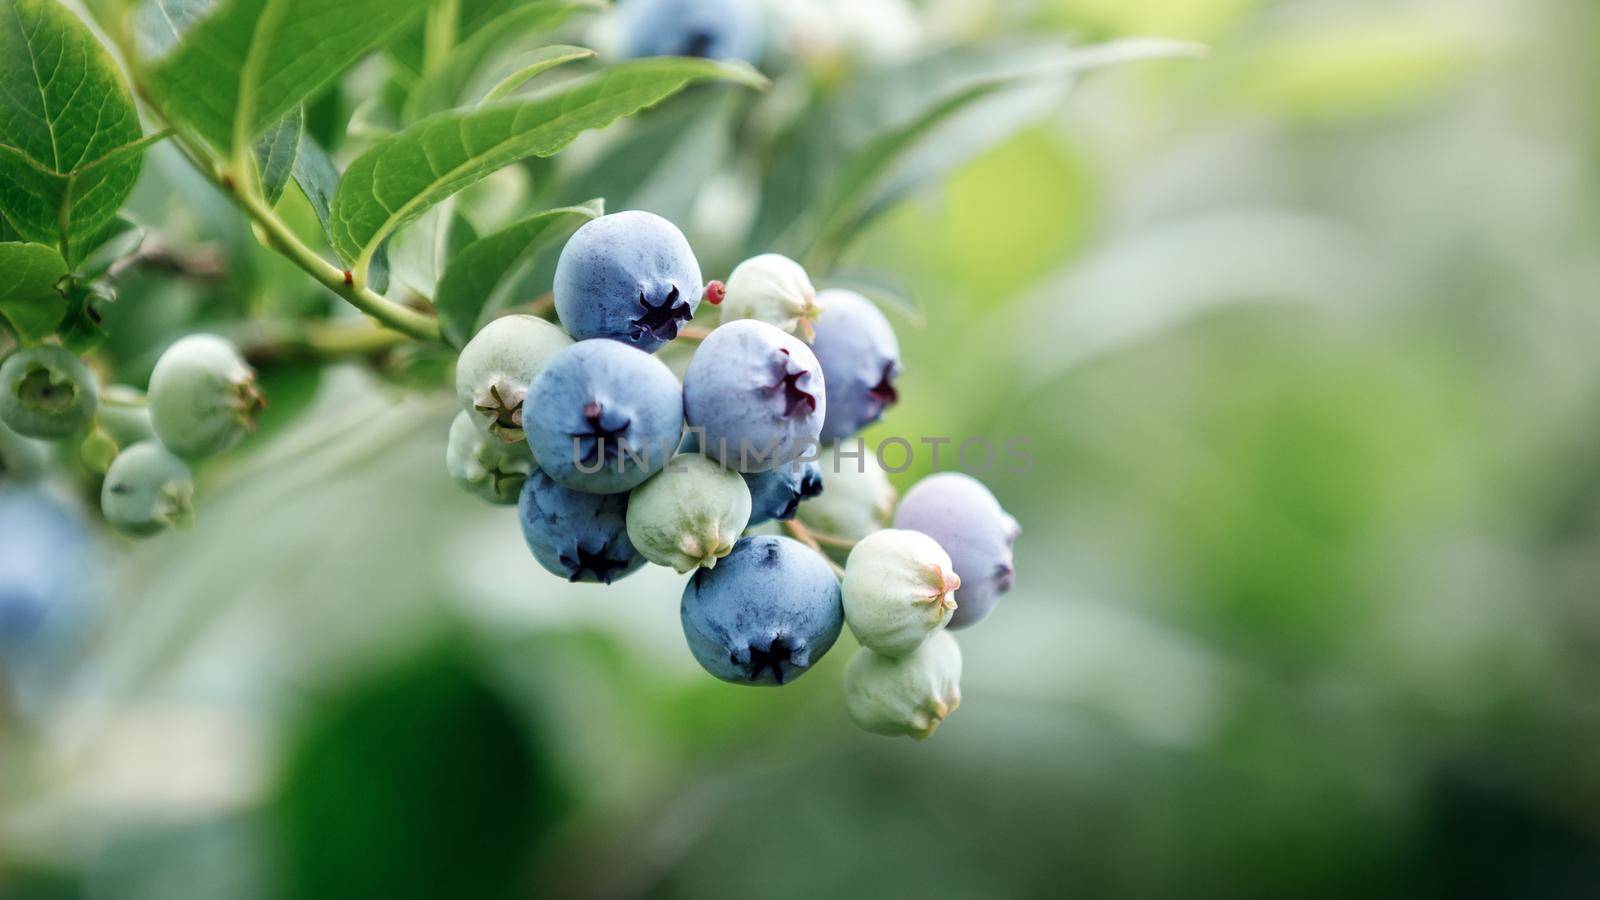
xmin=626 ymin=455 xmax=752 ymax=573
xmin=147 ymin=334 xmax=262 ymax=458
xmin=446 ymin=411 xmax=535 ymax=505
xmin=798 ymin=441 xmax=895 ymax=541
xmin=842 ymin=529 xmax=959 ymax=657
xmin=454 ymin=315 xmax=573 ymax=443
xmin=720 ymin=253 xmax=822 ymax=341
xmin=843 ymin=630 xmax=962 ymax=740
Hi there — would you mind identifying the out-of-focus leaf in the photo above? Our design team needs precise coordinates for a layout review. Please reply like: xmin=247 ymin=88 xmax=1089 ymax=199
xmin=387 ymin=201 xmax=480 ymax=301
xmin=436 ymin=201 xmax=601 ymax=346
xmin=477 ymin=45 xmax=597 ymax=105
xmin=273 ymin=645 xmax=565 ymax=900
xmin=75 ymin=215 xmax=149 ymax=279
xmin=1229 ymin=14 xmax=1482 ymax=120
xmin=0 ymin=0 xmax=148 ymax=249
xmin=253 ymin=107 xmax=304 ymax=206
xmin=0 ymin=242 xmax=69 ymax=341
xmin=329 ymin=58 xmax=767 ymax=277
xmin=402 ymin=1 xmax=603 ymax=119
xmin=143 ymin=0 xmax=429 ymax=155
xmin=134 ymin=0 xmax=213 ymax=57
xmin=753 ymin=39 xmax=1203 ymax=268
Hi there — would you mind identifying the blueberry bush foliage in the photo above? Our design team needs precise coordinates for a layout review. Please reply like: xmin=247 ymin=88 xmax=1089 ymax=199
xmin=0 ymin=0 xmax=1195 ymax=889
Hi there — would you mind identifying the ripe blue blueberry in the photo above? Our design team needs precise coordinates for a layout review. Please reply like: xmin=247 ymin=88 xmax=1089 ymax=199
xmin=679 ymin=535 xmax=843 ymax=686
xmin=0 ymin=346 xmax=99 ymax=440
xmin=616 ymin=0 xmax=764 ymax=64
xmin=100 ymin=441 xmax=195 ymax=537
xmin=0 ymin=487 xmax=91 ymax=648
xmin=518 ymin=469 xmax=645 ymax=584
xmin=455 ymin=315 xmax=573 ymax=444
xmin=147 ymin=334 xmax=263 ymax=458
xmin=892 ymin=473 xmax=1019 ymax=630
xmin=743 ymin=458 xmax=823 ymax=526
xmin=553 ymin=211 xmax=704 ymax=353
xmin=682 ymin=319 xmax=825 ymax=472
xmin=811 ymin=290 xmax=901 ymax=443
xmin=524 ymin=339 xmax=684 ymax=494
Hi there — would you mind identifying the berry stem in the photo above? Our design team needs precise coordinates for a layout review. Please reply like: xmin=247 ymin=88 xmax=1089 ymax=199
xmin=783 ymin=519 xmax=846 ymax=577
xmin=98 ymin=14 xmax=442 ymax=344
xmin=678 ymin=326 xmax=711 ymax=342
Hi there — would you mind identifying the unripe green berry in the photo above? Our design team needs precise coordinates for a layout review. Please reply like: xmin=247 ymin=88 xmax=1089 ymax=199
xmin=843 ymin=629 xmax=962 ymax=740
xmin=454 ymin=315 xmax=572 ymax=443
xmin=148 ymin=335 xmax=263 ymax=458
xmin=101 ymin=441 xmax=195 ymax=536
xmin=0 ymin=418 xmax=49 ymax=481
xmin=842 ymin=529 xmax=959 ymax=657
xmin=798 ymin=441 xmax=895 ymax=541
xmin=627 ymin=454 xmax=751 ymax=573
xmin=96 ymin=385 xmax=156 ymax=447
xmin=720 ymin=253 xmax=822 ymax=341
xmin=0 ymin=345 xmax=100 ymax=440
xmin=445 ymin=411 xmax=535 ymax=505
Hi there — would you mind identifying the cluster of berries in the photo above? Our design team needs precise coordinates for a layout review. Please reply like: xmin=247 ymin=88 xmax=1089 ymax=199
xmin=0 ymin=334 xmax=262 ymax=537
xmin=447 ymin=210 xmax=1018 ymax=738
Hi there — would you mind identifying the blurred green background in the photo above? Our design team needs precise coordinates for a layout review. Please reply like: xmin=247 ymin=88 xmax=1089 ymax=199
xmin=6 ymin=0 xmax=1600 ymax=896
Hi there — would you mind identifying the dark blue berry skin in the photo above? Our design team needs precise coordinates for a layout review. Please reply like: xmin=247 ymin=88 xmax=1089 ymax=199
xmin=0 ymin=487 xmax=93 ymax=659
xmin=811 ymin=290 xmax=902 ymax=444
xmin=524 ymin=339 xmax=684 ymax=495
xmin=743 ymin=458 xmax=824 ymax=526
xmin=683 ymin=320 xmax=825 ymax=472
xmin=518 ymin=470 xmax=646 ymax=584
xmin=680 ymin=535 xmax=842 ymax=686
xmin=616 ymin=0 xmax=764 ymax=65
xmin=554 ymin=211 xmax=704 ymax=354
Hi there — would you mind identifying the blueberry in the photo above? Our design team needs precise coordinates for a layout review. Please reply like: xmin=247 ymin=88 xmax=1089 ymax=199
xmin=843 ymin=630 xmax=962 ymax=740
xmin=797 ymin=441 xmax=895 ymax=541
xmin=524 ymin=339 xmax=684 ymax=494
xmin=446 ymin=411 xmax=535 ymax=506
xmin=518 ymin=469 xmax=645 ymax=584
xmin=743 ymin=457 xmax=823 ymax=526
xmin=892 ymin=473 xmax=1018 ymax=630
xmin=811 ymin=290 xmax=901 ymax=443
xmin=0 ymin=487 xmax=91 ymax=648
xmin=720 ymin=254 xmax=820 ymax=341
xmin=554 ymin=211 xmax=703 ymax=353
xmin=100 ymin=441 xmax=195 ymax=537
xmin=616 ymin=0 xmax=764 ymax=64
xmin=455 ymin=315 xmax=573 ymax=444
xmin=626 ymin=454 xmax=751 ymax=573
xmin=0 ymin=346 xmax=99 ymax=440
xmin=147 ymin=334 xmax=263 ymax=458
xmin=679 ymin=535 xmax=843 ymax=686
xmin=842 ymin=529 xmax=959 ymax=658
xmin=682 ymin=319 xmax=825 ymax=472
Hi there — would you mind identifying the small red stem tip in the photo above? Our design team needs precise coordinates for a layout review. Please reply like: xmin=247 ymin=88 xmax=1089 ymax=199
xmin=705 ymin=280 xmax=726 ymax=306
xmin=342 ymin=270 xmax=354 ymax=286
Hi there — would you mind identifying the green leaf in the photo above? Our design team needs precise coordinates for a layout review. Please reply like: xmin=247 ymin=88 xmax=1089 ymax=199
xmin=143 ymin=0 xmax=430 ymax=157
xmin=387 ymin=200 xmax=479 ymax=301
xmin=75 ymin=215 xmax=147 ymax=278
xmin=134 ymin=0 xmax=212 ymax=57
xmin=436 ymin=200 xmax=600 ymax=346
xmin=254 ymin=106 xmax=304 ymax=206
xmin=0 ymin=242 xmax=69 ymax=341
xmin=753 ymin=39 xmax=1204 ymax=266
xmin=289 ymin=131 xmax=340 ymax=242
xmin=476 ymin=45 xmax=596 ymax=105
xmin=0 ymin=0 xmax=148 ymax=251
xmin=402 ymin=1 xmax=602 ymax=120
xmin=330 ymin=57 xmax=766 ymax=277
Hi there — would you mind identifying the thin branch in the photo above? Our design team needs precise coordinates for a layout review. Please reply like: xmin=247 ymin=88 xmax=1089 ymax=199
xmin=784 ymin=519 xmax=846 ymax=578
